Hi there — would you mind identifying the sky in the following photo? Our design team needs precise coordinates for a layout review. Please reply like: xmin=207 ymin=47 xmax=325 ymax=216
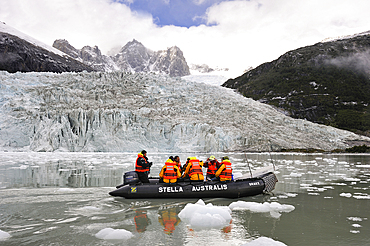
xmin=1 ymin=0 xmax=370 ymax=77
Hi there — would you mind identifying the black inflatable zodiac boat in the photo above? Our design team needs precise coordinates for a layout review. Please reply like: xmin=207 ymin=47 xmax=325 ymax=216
xmin=109 ymin=168 xmax=278 ymax=199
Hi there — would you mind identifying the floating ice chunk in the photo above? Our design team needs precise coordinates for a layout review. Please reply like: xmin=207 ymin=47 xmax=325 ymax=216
xmin=286 ymin=193 xmax=298 ymax=197
xmin=278 ymin=193 xmax=298 ymax=199
xmin=352 ymin=224 xmax=362 ymax=228
xmin=308 ymin=193 xmax=320 ymax=196
xmin=0 ymin=230 xmax=11 ymax=240
xmin=350 ymin=230 xmax=360 ymax=234
xmin=95 ymin=228 xmax=133 ymax=240
xmin=11 ymin=165 xmax=29 ymax=169
xmin=229 ymin=201 xmax=295 ymax=219
xmin=357 ymin=165 xmax=370 ymax=168
xmin=347 ymin=217 xmax=364 ymax=222
xmin=353 ymin=195 xmax=370 ymax=199
xmin=339 ymin=193 xmax=352 ymax=198
xmin=343 ymin=177 xmax=361 ymax=182
xmin=241 ymin=236 xmax=287 ymax=246
xmin=56 ymin=188 xmax=75 ymax=192
xmin=178 ymin=199 xmax=231 ymax=229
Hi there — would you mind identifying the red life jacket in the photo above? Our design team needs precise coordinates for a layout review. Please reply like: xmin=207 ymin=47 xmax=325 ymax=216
xmin=163 ymin=161 xmax=177 ymax=180
xmin=219 ymin=160 xmax=232 ymax=180
xmin=206 ymin=160 xmax=218 ymax=175
xmin=135 ymin=153 xmax=149 ymax=172
xmin=175 ymin=161 xmax=181 ymax=169
xmin=189 ymin=159 xmax=203 ymax=176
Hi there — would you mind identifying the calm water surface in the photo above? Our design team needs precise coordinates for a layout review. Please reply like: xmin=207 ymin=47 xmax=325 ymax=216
xmin=0 ymin=152 xmax=369 ymax=246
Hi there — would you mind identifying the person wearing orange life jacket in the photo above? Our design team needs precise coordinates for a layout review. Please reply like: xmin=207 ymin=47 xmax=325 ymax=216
xmin=159 ymin=157 xmax=182 ymax=183
xmin=181 ymin=157 xmax=204 ymax=181
xmin=135 ymin=150 xmax=152 ymax=183
xmin=215 ymin=156 xmax=233 ymax=182
xmin=203 ymin=155 xmax=220 ymax=180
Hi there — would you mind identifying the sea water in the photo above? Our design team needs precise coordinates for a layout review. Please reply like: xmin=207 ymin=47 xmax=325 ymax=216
xmin=0 ymin=152 xmax=369 ymax=245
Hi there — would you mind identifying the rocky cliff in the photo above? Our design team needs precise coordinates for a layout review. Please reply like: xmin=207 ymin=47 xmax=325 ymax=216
xmin=0 ymin=32 xmax=95 ymax=73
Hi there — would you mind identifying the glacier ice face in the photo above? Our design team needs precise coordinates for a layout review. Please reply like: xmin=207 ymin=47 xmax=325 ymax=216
xmin=0 ymin=71 xmax=369 ymax=152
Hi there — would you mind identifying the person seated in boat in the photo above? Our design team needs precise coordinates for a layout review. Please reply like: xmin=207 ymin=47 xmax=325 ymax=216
xmin=181 ymin=157 xmax=204 ymax=181
xmin=215 ymin=156 xmax=233 ymax=182
xmin=203 ymin=155 xmax=220 ymax=180
xmin=174 ymin=156 xmax=181 ymax=170
xmin=181 ymin=157 xmax=190 ymax=176
xmin=135 ymin=150 xmax=152 ymax=183
xmin=159 ymin=158 xmax=182 ymax=183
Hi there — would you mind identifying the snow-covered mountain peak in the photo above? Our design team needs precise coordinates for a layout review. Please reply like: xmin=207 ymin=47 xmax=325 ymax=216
xmin=321 ymin=30 xmax=370 ymax=43
xmin=0 ymin=21 xmax=66 ymax=57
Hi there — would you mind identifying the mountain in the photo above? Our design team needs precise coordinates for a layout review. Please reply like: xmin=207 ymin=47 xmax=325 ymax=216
xmin=1 ymin=71 xmax=369 ymax=152
xmin=53 ymin=39 xmax=118 ymax=72
xmin=0 ymin=22 xmax=95 ymax=73
xmin=222 ymin=33 xmax=370 ymax=137
xmin=53 ymin=39 xmax=190 ymax=77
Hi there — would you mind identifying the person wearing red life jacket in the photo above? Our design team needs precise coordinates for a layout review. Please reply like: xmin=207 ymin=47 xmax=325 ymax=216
xmin=182 ymin=157 xmax=204 ymax=181
xmin=159 ymin=158 xmax=182 ymax=183
xmin=174 ymin=156 xmax=181 ymax=170
xmin=215 ymin=156 xmax=233 ymax=182
xmin=203 ymin=155 xmax=220 ymax=180
xmin=135 ymin=150 xmax=152 ymax=183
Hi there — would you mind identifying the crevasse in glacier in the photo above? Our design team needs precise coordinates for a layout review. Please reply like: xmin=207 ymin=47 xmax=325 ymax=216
xmin=0 ymin=71 xmax=368 ymax=152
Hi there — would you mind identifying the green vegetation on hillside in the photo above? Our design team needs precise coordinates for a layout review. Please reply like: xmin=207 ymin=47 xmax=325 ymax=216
xmin=223 ymin=35 xmax=370 ymax=137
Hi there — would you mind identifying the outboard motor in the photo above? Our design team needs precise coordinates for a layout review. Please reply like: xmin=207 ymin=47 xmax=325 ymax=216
xmin=124 ymin=171 xmax=140 ymax=185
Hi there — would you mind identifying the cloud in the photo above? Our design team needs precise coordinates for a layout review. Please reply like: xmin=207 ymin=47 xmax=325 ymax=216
xmin=193 ymin=0 xmax=209 ymax=5
xmin=1 ymin=0 xmax=370 ymax=77
xmin=325 ymin=49 xmax=370 ymax=75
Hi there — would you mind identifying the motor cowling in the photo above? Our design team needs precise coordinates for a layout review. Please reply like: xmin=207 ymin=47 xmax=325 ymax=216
xmin=124 ymin=171 xmax=140 ymax=185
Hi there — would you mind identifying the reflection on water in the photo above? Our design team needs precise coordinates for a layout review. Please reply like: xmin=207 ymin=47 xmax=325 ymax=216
xmin=158 ymin=206 xmax=181 ymax=235
xmin=134 ymin=209 xmax=151 ymax=233
xmin=0 ymin=152 xmax=369 ymax=246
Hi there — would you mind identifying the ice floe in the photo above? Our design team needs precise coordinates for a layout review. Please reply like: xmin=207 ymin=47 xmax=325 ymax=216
xmin=178 ymin=199 xmax=232 ymax=230
xmin=241 ymin=236 xmax=287 ymax=246
xmin=339 ymin=193 xmax=352 ymax=198
xmin=95 ymin=228 xmax=133 ymax=240
xmin=229 ymin=201 xmax=295 ymax=219
xmin=347 ymin=217 xmax=366 ymax=222
xmin=0 ymin=229 xmax=11 ymax=240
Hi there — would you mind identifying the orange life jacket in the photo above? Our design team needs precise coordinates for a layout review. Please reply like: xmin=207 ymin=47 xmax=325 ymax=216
xmin=219 ymin=160 xmax=232 ymax=180
xmin=189 ymin=158 xmax=203 ymax=176
xmin=135 ymin=153 xmax=149 ymax=172
xmin=206 ymin=160 xmax=218 ymax=175
xmin=163 ymin=161 xmax=177 ymax=180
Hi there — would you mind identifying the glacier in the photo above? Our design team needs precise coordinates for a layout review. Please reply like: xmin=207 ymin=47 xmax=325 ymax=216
xmin=0 ymin=71 xmax=369 ymax=152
